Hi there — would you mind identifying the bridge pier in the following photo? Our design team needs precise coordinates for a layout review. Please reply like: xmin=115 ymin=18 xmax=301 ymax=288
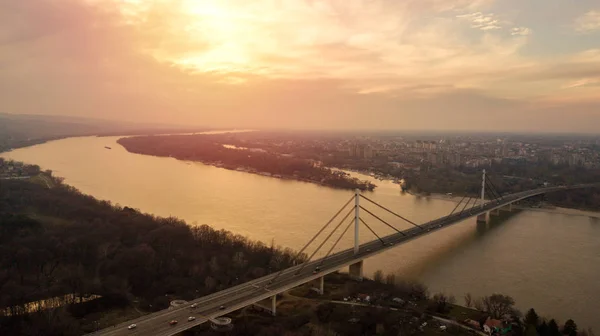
xmin=490 ymin=209 xmax=500 ymax=216
xmin=500 ymin=203 xmax=513 ymax=212
xmin=271 ymin=295 xmax=277 ymax=316
xmin=319 ymin=276 xmax=324 ymax=295
xmin=476 ymin=212 xmax=489 ymax=224
xmin=349 ymin=260 xmax=364 ymax=280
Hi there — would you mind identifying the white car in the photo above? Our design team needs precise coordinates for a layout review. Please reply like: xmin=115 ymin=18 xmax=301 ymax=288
xmin=188 ymin=316 xmax=196 ymax=322
xmin=190 ymin=303 xmax=197 ymax=308
xmin=128 ymin=324 xmax=137 ymax=330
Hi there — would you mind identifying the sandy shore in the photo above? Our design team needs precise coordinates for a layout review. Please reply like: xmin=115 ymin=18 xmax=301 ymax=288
xmin=414 ymin=192 xmax=600 ymax=218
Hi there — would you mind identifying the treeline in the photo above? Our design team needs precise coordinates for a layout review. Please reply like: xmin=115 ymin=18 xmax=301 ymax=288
xmin=0 ymin=172 xmax=301 ymax=335
xmin=372 ymin=270 xmax=593 ymax=336
xmin=117 ymin=135 xmax=375 ymax=191
xmin=522 ymin=308 xmax=594 ymax=336
xmin=402 ymin=164 xmax=600 ymax=211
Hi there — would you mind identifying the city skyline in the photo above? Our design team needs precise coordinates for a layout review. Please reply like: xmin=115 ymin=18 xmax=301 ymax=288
xmin=1 ymin=0 xmax=600 ymax=132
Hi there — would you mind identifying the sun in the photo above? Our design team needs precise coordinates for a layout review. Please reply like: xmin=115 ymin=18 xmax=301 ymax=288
xmin=101 ymin=0 xmax=260 ymax=73
xmin=171 ymin=0 xmax=259 ymax=72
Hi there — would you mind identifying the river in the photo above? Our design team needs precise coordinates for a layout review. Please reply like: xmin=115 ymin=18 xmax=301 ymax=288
xmin=2 ymin=134 xmax=599 ymax=330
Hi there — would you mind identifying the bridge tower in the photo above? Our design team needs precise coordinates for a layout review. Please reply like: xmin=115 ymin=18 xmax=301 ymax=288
xmin=349 ymin=188 xmax=364 ymax=280
xmin=477 ymin=169 xmax=490 ymax=224
xmin=480 ymin=169 xmax=486 ymax=207
xmin=354 ymin=188 xmax=360 ymax=255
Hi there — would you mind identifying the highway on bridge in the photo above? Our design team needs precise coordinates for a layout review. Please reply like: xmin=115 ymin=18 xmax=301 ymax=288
xmin=89 ymin=184 xmax=596 ymax=336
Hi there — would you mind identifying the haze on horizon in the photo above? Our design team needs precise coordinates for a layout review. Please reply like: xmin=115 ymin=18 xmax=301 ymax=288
xmin=1 ymin=0 xmax=599 ymax=133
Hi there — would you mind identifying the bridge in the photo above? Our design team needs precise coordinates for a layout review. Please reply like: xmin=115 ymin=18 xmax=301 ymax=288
xmin=90 ymin=171 xmax=599 ymax=336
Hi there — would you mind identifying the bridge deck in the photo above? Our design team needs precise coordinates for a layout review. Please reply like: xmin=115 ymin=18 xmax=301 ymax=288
xmin=88 ymin=184 xmax=596 ymax=336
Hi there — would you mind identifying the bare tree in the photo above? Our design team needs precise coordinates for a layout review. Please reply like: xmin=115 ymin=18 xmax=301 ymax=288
xmin=385 ymin=273 xmax=396 ymax=285
xmin=432 ymin=293 xmax=453 ymax=313
xmin=474 ymin=298 xmax=484 ymax=311
xmin=373 ymin=270 xmax=384 ymax=283
xmin=464 ymin=293 xmax=473 ymax=308
xmin=482 ymin=294 xmax=516 ymax=319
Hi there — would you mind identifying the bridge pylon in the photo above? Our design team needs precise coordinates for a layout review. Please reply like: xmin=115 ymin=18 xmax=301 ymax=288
xmin=354 ymin=188 xmax=360 ymax=255
xmin=480 ymin=169 xmax=486 ymax=207
xmin=476 ymin=169 xmax=490 ymax=223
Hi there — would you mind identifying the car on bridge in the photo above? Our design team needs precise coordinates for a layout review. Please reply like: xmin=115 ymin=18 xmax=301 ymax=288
xmin=190 ymin=303 xmax=197 ymax=308
xmin=127 ymin=324 xmax=136 ymax=330
xmin=169 ymin=320 xmax=178 ymax=326
xmin=313 ymin=266 xmax=321 ymax=274
xmin=188 ymin=316 xmax=196 ymax=322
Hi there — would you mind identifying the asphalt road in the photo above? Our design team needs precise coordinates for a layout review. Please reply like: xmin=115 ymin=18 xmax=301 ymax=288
xmin=89 ymin=184 xmax=595 ymax=336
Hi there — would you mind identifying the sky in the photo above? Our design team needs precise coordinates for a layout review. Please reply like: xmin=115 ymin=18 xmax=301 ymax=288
xmin=1 ymin=0 xmax=599 ymax=132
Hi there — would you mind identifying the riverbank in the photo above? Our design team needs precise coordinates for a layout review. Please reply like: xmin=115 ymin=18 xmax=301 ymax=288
xmin=0 ymin=171 xmax=300 ymax=335
xmin=200 ymin=161 xmax=376 ymax=191
xmin=2 ymin=135 xmax=598 ymax=331
xmin=412 ymin=192 xmax=600 ymax=218
xmin=117 ymin=135 xmax=376 ymax=191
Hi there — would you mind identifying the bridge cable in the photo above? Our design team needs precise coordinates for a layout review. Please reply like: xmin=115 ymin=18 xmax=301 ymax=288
xmin=317 ymin=218 xmax=355 ymax=267
xmin=488 ymin=180 xmax=507 ymax=205
xmin=268 ymin=195 xmax=354 ymax=284
xmin=484 ymin=177 xmax=501 ymax=201
xmin=486 ymin=175 xmax=504 ymax=200
xmin=458 ymin=197 xmax=472 ymax=214
xmin=447 ymin=195 xmax=467 ymax=217
xmin=470 ymin=195 xmax=481 ymax=212
xmin=485 ymin=180 xmax=501 ymax=202
xmin=359 ymin=194 xmax=423 ymax=230
xmin=359 ymin=217 xmax=386 ymax=245
xmin=359 ymin=205 xmax=407 ymax=236
xmin=294 ymin=206 xmax=356 ymax=275
xmin=490 ymin=180 xmax=504 ymax=200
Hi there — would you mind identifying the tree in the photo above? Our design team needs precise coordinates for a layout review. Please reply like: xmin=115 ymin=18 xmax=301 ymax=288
xmin=204 ymin=276 xmax=217 ymax=290
xmin=385 ymin=273 xmax=396 ymax=285
xmin=538 ymin=321 xmax=549 ymax=336
xmin=432 ymin=293 xmax=454 ymax=314
xmin=563 ymin=319 xmax=578 ymax=336
xmin=548 ymin=319 xmax=561 ymax=336
xmin=525 ymin=325 xmax=539 ymax=336
xmin=0 ymin=172 xmax=302 ymax=335
xmin=464 ymin=293 xmax=473 ymax=308
xmin=482 ymin=294 xmax=516 ymax=319
xmin=316 ymin=303 xmax=335 ymax=323
xmin=373 ymin=270 xmax=384 ymax=283
xmin=525 ymin=308 xmax=540 ymax=327
xmin=474 ymin=298 xmax=484 ymax=311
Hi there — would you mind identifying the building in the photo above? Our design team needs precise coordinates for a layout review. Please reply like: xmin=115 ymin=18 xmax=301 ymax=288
xmin=501 ymin=144 xmax=508 ymax=157
xmin=569 ymin=153 xmax=585 ymax=167
xmin=348 ymin=144 xmax=374 ymax=159
xmin=426 ymin=152 xmax=437 ymax=165
xmin=448 ymin=152 xmax=461 ymax=167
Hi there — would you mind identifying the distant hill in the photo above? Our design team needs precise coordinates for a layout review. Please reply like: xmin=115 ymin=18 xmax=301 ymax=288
xmin=0 ymin=113 xmax=210 ymax=152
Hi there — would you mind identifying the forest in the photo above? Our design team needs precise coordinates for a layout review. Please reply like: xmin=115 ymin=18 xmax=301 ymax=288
xmin=401 ymin=164 xmax=600 ymax=211
xmin=0 ymin=171 xmax=300 ymax=335
xmin=117 ymin=135 xmax=375 ymax=191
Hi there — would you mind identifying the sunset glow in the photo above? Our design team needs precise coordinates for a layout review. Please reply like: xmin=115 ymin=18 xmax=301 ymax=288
xmin=1 ymin=0 xmax=600 ymax=131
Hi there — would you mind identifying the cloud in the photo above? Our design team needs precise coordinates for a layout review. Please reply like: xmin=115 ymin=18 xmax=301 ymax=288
xmin=511 ymin=27 xmax=531 ymax=36
xmin=574 ymin=10 xmax=600 ymax=33
xmin=0 ymin=0 xmax=599 ymax=132
xmin=456 ymin=12 xmax=502 ymax=30
xmin=562 ymin=78 xmax=600 ymax=89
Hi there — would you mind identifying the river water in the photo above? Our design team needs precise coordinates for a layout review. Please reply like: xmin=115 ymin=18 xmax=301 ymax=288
xmin=2 ymin=135 xmax=599 ymax=330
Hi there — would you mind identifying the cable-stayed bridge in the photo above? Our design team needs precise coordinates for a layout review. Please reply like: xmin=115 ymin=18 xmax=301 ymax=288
xmin=90 ymin=171 xmax=599 ymax=336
